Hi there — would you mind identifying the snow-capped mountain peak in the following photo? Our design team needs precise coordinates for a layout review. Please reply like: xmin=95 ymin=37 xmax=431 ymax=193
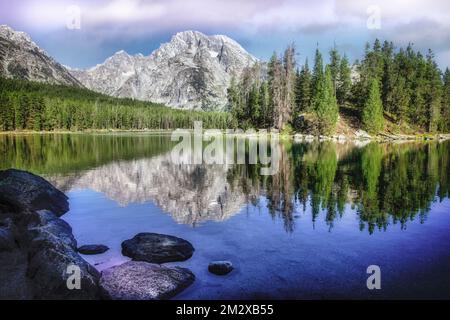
xmin=70 ymin=30 xmax=257 ymax=110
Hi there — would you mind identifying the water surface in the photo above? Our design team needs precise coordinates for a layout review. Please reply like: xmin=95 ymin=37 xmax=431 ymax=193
xmin=1 ymin=133 xmax=449 ymax=299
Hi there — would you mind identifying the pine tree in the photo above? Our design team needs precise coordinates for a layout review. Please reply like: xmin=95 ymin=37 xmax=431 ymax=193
xmin=389 ymin=75 xmax=410 ymax=124
xmin=15 ymin=95 xmax=29 ymax=130
xmin=269 ymin=52 xmax=284 ymax=129
xmin=293 ymin=59 xmax=312 ymax=130
xmin=260 ymin=81 xmax=271 ymax=129
xmin=442 ymin=68 xmax=450 ymax=132
xmin=314 ymin=66 xmax=339 ymax=135
xmin=312 ymin=47 xmax=324 ymax=100
xmin=329 ymin=45 xmax=341 ymax=97
xmin=0 ymin=95 xmax=12 ymax=131
xmin=280 ymin=44 xmax=296 ymax=130
xmin=424 ymin=50 xmax=442 ymax=132
xmin=362 ymin=78 xmax=384 ymax=134
xmin=381 ymin=41 xmax=395 ymax=113
xmin=249 ymin=83 xmax=261 ymax=127
xmin=337 ymin=54 xmax=352 ymax=107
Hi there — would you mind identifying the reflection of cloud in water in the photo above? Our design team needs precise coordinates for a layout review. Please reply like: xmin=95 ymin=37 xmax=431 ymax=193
xmin=49 ymin=152 xmax=255 ymax=226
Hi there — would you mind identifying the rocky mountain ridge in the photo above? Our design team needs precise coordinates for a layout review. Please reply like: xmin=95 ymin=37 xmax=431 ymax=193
xmin=0 ymin=25 xmax=82 ymax=87
xmin=69 ymin=30 xmax=258 ymax=110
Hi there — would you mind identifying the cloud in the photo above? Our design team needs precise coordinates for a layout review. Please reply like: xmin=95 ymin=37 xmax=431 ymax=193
xmin=1 ymin=0 xmax=448 ymax=68
xmin=4 ymin=0 xmax=450 ymax=36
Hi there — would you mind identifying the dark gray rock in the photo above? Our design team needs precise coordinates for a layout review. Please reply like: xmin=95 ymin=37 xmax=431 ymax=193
xmin=26 ymin=211 xmax=99 ymax=299
xmin=78 ymin=244 xmax=109 ymax=255
xmin=27 ymin=210 xmax=77 ymax=250
xmin=0 ymin=169 xmax=69 ymax=216
xmin=208 ymin=261 xmax=233 ymax=275
xmin=0 ymin=170 xmax=99 ymax=299
xmin=99 ymin=261 xmax=195 ymax=300
xmin=121 ymin=233 xmax=194 ymax=263
xmin=0 ymin=218 xmax=15 ymax=251
xmin=27 ymin=242 xmax=100 ymax=299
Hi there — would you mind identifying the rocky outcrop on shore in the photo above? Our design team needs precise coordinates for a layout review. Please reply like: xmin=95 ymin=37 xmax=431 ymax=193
xmin=0 ymin=169 xmax=99 ymax=299
xmin=0 ymin=169 xmax=197 ymax=300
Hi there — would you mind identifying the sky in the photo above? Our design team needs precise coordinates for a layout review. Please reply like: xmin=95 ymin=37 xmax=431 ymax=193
xmin=1 ymin=0 xmax=449 ymax=70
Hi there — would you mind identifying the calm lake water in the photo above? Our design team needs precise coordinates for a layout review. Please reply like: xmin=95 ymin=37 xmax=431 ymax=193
xmin=1 ymin=133 xmax=449 ymax=299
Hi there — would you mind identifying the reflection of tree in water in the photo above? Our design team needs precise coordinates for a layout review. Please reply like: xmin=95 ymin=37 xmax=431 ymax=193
xmin=226 ymin=140 xmax=450 ymax=234
xmin=6 ymin=133 xmax=447 ymax=233
xmin=265 ymin=143 xmax=295 ymax=232
xmin=358 ymin=143 xmax=386 ymax=233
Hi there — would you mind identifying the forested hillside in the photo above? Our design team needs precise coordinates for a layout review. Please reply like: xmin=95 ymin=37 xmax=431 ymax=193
xmin=1 ymin=39 xmax=449 ymax=135
xmin=0 ymin=77 xmax=232 ymax=131
xmin=228 ymin=39 xmax=450 ymax=135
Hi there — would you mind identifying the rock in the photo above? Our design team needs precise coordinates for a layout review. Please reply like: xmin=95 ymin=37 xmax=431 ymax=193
xmin=208 ymin=261 xmax=234 ymax=275
xmin=355 ymin=129 xmax=372 ymax=140
xmin=0 ymin=169 xmax=69 ymax=216
xmin=122 ymin=233 xmax=194 ymax=263
xmin=26 ymin=211 xmax=100 ymax=299
xmin=0 ymin=170 xmax=100 ymax=299
xmin=0 ymin=218 xmax=15 ymax=251
xmin=293 ymin=134 xmax=304 ymax=142
xmin=99 ymin=261 xmax=195 ymax=300
xmin=27 ymin=242 xmax=100 ymax=299
xmin=27 ymin=210 xmax=77 ymax=249
xmin=78 ymin=244 xmax=109 ymax=255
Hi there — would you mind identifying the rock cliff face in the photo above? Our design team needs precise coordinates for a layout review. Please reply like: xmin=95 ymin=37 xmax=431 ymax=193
xmin=0 ymin=25 xmax=82 ymax=87
xmin=70 ymin=31 xmax=257 ymax=110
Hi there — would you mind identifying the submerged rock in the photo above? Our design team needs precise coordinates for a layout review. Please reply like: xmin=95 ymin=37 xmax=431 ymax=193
xmin=99 ymin=261 xmax=195 ymax=300
xmin=122 ymin=233 xmax=194 ymax=263
xmin=0 ymin=169 xmax=69 ymax=216
xmin=208 ymin=261 xmax=234 ymax=275
xmin=78 ymin=244 xmax=109 ymax=255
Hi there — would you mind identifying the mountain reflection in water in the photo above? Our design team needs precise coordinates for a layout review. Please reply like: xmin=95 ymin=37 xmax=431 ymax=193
xmin=1 ymin=133 xmax=448 ymax=234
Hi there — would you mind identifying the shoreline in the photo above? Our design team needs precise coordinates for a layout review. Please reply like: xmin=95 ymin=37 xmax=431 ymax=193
xmin=1 ymin=129 xmax=449 ymax=142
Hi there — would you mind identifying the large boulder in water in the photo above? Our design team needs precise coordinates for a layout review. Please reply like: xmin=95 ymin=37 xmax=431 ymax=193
xmin=121 ymin=233 xmax=194 ymax=263
xmin=0 ymin=170 xmax=99 ymax=299
xmin=99 ymin=261 xmax=195 ymax=300
xmin=0 ymin=169 xmax=69 ymax=216
xmin=26 ymin=210 xmax=100 ymax=299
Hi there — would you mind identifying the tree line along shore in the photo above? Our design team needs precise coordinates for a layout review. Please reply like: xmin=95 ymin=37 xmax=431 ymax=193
xmin=0 ymin=39 xmax=449 ymax=137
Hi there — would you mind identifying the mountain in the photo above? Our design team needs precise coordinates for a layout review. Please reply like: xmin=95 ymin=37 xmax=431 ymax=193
xmin=70 ymin=31 xmax=258 ymax=110
xmin=0 ymin=25 xmax=82 ymax=87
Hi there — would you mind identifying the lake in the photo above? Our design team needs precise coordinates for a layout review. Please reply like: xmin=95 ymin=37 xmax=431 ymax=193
xmin=1 ymin=133 xmax=449 ymax=299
